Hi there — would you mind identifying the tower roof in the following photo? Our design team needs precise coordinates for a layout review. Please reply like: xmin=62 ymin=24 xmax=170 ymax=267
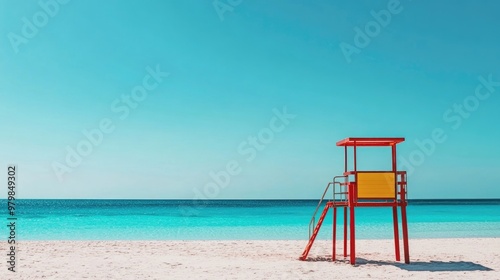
xmin=336 ymin=137 xmax=405 ymax=147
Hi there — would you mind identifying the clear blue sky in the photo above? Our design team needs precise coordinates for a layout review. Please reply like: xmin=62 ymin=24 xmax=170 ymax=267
xmin=1 ymin=0 xmax=499 ymax=199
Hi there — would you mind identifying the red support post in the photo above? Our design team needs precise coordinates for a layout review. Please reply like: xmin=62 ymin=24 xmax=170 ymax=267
xmin=392 ymin=206 xmax=401 ymax=261
xmin=351 ymin=142 xmax=357 ymax=265
xmin=401 ymin=204 xmax=410 ymax=264
xmin=344 ymin=146 xmax=347 ymax=173
xmin=392 ymin=145 xmax=397 ymax=172
xmin=349 ymin=205 xmax=355 ymax=264
xmin=349 ymin=183 xmax=356 ymax=265
xmin=333 ymin=207 xmax=337 ymax=261
xmin=343 ymin=145 xmax=348 ymax=259
xmin=401 ymin=183 xmax=410 ymax=264
xmin=353 ymin=144 xmax=357 ymax=172
xmin=343 ymin=207 xmax=347 ymax=257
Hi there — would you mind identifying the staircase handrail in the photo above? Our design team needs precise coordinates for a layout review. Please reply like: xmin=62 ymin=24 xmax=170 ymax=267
xmin=308 ymin=175 xmax=348 ymax=238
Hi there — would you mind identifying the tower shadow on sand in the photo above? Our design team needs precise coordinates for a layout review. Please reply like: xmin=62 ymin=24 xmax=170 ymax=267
xmin=303 ymin=256 xmax=493 ymax=272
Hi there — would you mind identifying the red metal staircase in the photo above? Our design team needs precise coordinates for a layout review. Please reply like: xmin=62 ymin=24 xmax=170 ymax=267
xmin=299 ymin=176 xmax=347 ymax=261
xmin=299 ymin=204 xmax=330 ymax=260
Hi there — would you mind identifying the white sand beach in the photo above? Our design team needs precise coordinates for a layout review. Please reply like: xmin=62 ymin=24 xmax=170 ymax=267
xmin=2 ymin=238 xmax=499 ymax=279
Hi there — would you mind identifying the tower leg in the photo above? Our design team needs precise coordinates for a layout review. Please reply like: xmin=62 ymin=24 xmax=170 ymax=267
xmin=343 ymin=207 xmax=347 ymax=257
xmin=401 ymin=202 xmax=410 ymax=264
xmin=349 ymin=204 xmax=355 ymax=265
xmin=333 ymin=207 xmax=337 ymax=261
xmin=392 ymin=206 xmax=401 ymax=261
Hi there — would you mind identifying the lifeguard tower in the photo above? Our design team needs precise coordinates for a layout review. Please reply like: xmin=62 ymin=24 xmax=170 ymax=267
xmin=299 ymin=137 xmax=409 ymax=265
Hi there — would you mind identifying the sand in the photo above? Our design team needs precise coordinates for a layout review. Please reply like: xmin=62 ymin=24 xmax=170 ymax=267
xmin=2 ymin=238 xmax=499 ymax=279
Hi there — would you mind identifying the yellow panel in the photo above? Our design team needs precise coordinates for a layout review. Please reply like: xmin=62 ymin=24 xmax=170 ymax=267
xmin=357 ymin=172 xmax=396 ymax=199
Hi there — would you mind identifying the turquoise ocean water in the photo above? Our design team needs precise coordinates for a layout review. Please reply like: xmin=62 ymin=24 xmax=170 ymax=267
xmin=3 ymin=199 xmax=500 ymax=240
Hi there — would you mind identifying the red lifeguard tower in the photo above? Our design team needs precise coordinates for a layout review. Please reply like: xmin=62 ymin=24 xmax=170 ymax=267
xmin=299 ymin=137 xmax=409 ymax=265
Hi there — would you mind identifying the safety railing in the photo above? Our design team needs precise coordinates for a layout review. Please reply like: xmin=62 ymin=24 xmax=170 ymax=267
xmin=308 ymin=175 xmax=347 ymax=238
xmin=332 ymin=175 xmax=348 ymax=205
xmin=397 ymin=171 xmax=408 ymax=201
